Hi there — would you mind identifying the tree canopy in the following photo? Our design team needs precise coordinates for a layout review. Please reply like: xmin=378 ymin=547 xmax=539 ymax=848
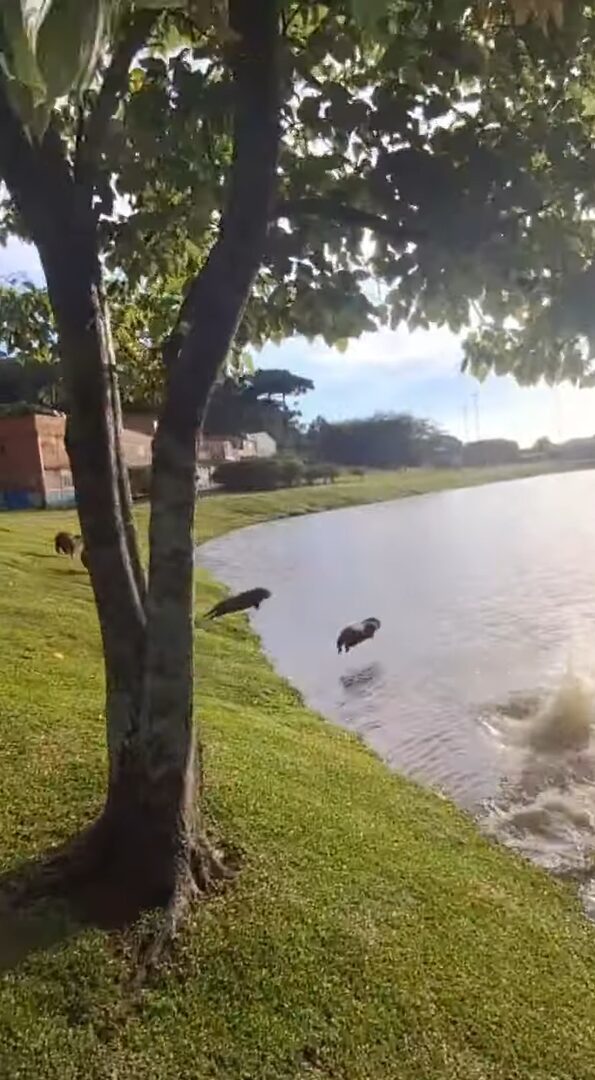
xmin=307 ymin=412 xmax=451 ymax=468
xmin=4 ymin=0 xmax=595 ymax=384
xmin=242 ymin=369 xmax=314 ymax=402
xmin=204 ymin=369 xmax=314 ymax=447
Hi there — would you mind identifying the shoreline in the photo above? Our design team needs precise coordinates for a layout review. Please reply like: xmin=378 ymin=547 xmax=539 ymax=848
xmin=193 ymin=460 xmax=582 ymax=544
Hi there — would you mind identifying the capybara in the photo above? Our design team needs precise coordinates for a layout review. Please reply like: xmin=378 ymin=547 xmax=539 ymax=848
xmin=54 ymin=531 xmax=82 ymax=557
xmin=204 ymin=587 xmax=271 ymax=620
xmin=337 ymin=617 xmax=381 ymax=654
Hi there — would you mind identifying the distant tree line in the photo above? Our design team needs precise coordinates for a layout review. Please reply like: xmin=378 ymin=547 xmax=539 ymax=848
xmin=462 ymin=439 xmax=520 ymax=466
xmin=305 ymin=413 xmax=463 ymax=469
xmin=530 ymin=435 xmax=595 ymax=463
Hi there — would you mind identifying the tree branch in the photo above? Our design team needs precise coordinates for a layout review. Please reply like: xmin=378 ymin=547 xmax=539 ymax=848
xmin=145 ymin=0 xmax=281 ymax=749
xmin=278 ymin=193 xmax=549 ymax=249
xmin=277 ymin=196 xmax=423 ymax=246
xmin=77 ymin=10 xmax=158 ymax=181
xmin=0 ymin=55 xmax=146 ymax=646
xmin=160 ymin=0 xmax=281 ymax=425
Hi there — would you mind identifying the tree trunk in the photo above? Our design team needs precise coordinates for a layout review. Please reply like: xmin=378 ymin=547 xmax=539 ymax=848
xmin=132 ymin=0 xmax=281 ymax=908
xmin=39 ymin=238 xmax=206 ymax=914
xmin=0 ymin=0 xmax=280 ymax=924
xmin=37 ymin=202 xmax=230 ymax=913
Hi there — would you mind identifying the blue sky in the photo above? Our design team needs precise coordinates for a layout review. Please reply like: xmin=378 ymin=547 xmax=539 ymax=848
xmin=2 ymin=235 xmax=595 ymax=448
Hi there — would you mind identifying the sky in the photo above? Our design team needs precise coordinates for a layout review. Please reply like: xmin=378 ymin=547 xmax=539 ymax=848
xmin=3 ymin=235 xmax=595 ymax=448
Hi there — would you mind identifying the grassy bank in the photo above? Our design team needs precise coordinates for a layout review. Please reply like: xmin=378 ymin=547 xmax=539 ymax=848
xmin=1 ymin=466 xmax=595 ymax=1078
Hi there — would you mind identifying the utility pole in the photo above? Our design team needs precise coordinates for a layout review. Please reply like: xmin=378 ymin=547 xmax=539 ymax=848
xmin=553 ymin=388 xmax=562 ymax=442
xmin=462 ymin=403 xmax=469 ymax=442
xmin=472 ymin=391 xmax=480 ymax=440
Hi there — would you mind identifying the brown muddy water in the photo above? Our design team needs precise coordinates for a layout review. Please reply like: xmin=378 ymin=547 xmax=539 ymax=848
xmin=200 ymin=470 xmax=595 ymax=908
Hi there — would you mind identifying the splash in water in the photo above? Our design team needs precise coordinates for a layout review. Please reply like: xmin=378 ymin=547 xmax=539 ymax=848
xmin=483 ymin=671 xmax=595 ymax=754
xmin=479 ymin=670 xmax=595 ymax=890
xmin=527 ymin=674 xmax=594 ymax=753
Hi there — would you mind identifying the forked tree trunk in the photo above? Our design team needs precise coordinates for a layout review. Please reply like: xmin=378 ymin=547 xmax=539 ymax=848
xmin=40 ymin=237 xmax=206 ymax=911
xmin=0 ymin=0 xmax=280 ymax=919
xmin=131 ymin=0 xmax=281 ymax=907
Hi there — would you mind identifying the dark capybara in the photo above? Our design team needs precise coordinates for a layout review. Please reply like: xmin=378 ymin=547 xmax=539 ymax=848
xmin=337 ymin=617 xmax=381 ymax=654
xmin=204 ymin=587 xmax=271 ymax=620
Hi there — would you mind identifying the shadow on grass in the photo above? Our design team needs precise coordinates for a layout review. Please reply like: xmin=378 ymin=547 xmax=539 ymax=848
xmin=0 ymin=889 xmax=79 ymax=973
xmin=42 ymin=567 xmax=90 ymax=585
xmin=0 ymin=834 xmax=142 ymax=973
xmin=25 ymin=552 xmax=65 ymax=560
xmin=0 ymin=829 xmax=237 ymax=975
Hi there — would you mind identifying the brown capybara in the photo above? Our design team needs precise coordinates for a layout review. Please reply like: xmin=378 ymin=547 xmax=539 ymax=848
xmin=337 ymin=617 xmax=381 ymax=654
xmin=204 ymin=587 xmax=271 ymax=620
xmin=54 ymin=531 xmax=82 ymax=557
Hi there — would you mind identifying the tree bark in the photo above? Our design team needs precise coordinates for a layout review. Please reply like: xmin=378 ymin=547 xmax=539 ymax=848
xmin=138 ymin=0 xmax=281 ymax=903
xmin=0 ymin=0 xmax=281 ymax=919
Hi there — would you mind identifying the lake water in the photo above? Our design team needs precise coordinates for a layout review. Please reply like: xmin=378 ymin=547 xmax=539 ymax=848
xmin=200 ymin=470 xmax=595 ymax=900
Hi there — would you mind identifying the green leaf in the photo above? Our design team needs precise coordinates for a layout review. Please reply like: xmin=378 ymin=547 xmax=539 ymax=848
xmin=0 ymin=0 xmax=51 ymax=104
xmin=349 ymin=0 xmax=388 ymax=29
xmin=36 ymin=0 xmax=114 ymax=99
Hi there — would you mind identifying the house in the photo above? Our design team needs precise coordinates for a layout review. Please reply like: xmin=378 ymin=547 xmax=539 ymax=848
xmin=197 ymin=431 xmax=276 ymax=463
xmin=122 ymin=411 xmax=157 ymax=438
xmin=121 ymin=425 xmax=153 ymax=468
xmin=0 ymin=407 xmax=278 ymax=509
xmin=240 ymin=431 xmax=277 ymax=458
xmin=197 ymin=435 xmax=238 ymax=463
xmin=0 ymin=411 xmax=153 ymax=510
xmin=0 ymin=412 xmax=73 ymax=509
xmin=125 ymin=413 xmax=277 ymax=462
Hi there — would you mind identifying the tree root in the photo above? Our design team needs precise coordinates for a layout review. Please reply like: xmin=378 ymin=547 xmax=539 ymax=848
xmin=128 ymin=838 xmax=238 ymax=990
xmin=192 ymin=838 xmax=237 ymax=891
xmin=1 ymin=815 xmax=239 ymax=942
xmin=129 ymin=868 xmax=198 ymax=991
xmin=0 ymin=821 xmax=240 ymax=988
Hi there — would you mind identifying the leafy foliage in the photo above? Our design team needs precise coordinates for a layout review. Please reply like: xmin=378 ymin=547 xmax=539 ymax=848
xmin=0 ymin=272 xmax=315 ymax=429
xmin=0 ymin=358 xmax=62 ymax=406
xmin=0 ymin=282 xmax=63 ymax=405
xmin=2 ymin=1 xmax=595 ymax=412
xmin=212 ymin=456 xmax=305 ymax=491
xmin=304 ymin=460 xmax=339 ymax=483
xmin=0 ymin=277 xmax=159 ymax=405
xmin=0 ymin=1 xmax=225 ymax=133
xmin=204 ymin=370 xmax=313 ymax=448
xmin=242 ymin=369 xmax=314 ymax=402
xmin=0 ymin=282 xmax=56 ymax=363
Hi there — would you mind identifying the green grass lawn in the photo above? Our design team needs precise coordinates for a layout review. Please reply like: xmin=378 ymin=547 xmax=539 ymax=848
xmin=1 ymin=466 xmax=595 ymax=1079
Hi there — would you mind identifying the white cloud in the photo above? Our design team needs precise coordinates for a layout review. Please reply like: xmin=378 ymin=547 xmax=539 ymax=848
xmin=262 ymin=324 xmax=464 ymax=382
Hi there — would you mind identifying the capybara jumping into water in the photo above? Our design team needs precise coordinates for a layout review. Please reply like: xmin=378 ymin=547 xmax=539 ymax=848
xmin=204 ymin=587 xmax=271 ymax=620
xmin=337 ymin=617 xmax=381 ymax=654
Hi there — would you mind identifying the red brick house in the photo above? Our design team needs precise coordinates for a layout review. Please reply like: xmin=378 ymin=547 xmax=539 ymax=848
xmin=0 ymin=412 xmax=153 ymax=510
